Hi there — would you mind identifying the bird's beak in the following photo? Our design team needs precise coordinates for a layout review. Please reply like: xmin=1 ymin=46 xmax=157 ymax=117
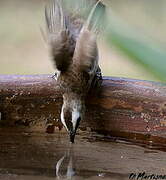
xmin=70 ymin=131 xmax=76 ymax=143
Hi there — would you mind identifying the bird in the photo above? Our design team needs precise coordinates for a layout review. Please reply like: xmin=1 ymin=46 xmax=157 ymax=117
xmin=45 ymin=0 xmax=105 ymax=143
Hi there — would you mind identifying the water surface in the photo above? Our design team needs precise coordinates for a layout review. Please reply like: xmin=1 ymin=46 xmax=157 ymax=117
xmin=0 ymin=128 xmax=166 ymax=180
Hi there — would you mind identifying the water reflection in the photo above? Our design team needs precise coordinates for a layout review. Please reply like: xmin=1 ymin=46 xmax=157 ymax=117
xmin=0 ymin=129 xmax=166 ymax=180
xmin=55 ymin=145 xmax=76 ymax=179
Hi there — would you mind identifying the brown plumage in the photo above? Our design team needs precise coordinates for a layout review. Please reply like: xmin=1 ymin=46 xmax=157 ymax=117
xmin=45 ymin=0 xmax=105 ymax=143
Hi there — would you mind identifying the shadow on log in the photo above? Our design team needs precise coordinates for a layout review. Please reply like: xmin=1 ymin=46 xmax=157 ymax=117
xmin=0 ymin=74 xmax=166 ymax=145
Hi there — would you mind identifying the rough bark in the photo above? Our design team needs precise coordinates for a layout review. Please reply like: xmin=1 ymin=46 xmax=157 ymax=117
xmin=0 ymin=74 xmax=166 ymax=145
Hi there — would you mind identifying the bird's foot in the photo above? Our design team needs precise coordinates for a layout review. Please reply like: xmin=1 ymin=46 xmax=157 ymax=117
xmin=92 ymin=67 xmax=103 ymax=89
xmin=52 ymin=72 xmax=57 ymax=80
xmin=90 ymin=67 xmax=103 ymax=94
xmin=52 ymin=71 xmax=61 ymax=81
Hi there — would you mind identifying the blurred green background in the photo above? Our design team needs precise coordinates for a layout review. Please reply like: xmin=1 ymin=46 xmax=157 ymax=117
xmin=0 ymin=0 xmax=166 ymax=82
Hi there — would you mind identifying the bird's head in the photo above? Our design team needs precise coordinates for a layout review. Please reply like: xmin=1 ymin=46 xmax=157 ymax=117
xmin=61 ymin=93 xmax=85 ymax=143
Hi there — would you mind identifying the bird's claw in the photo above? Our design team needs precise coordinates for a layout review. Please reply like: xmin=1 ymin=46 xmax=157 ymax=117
xmin=91 ymin=67 xmax=103 ymax=89
xmin=52 ymin=72 xmax=58 ymax=80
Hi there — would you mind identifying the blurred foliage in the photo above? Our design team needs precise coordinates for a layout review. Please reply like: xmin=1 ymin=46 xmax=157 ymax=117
xmin=104 ymin=10 xmax=166 ymax=82
xmin=0 ymin=0 xmax=166 ymax=82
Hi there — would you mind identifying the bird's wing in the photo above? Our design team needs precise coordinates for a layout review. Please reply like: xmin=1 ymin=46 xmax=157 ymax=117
xmin=45 ymin=0 xmax=75 ymax=72
xmin=45 ymin=0 xmax=105 ymax=72
xmin=72 ymin=1 xmax=105 ymax=75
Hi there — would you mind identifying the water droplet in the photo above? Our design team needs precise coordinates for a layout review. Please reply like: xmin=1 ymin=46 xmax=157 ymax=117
xmin=98 ymin=173 xmax=106 ymax=177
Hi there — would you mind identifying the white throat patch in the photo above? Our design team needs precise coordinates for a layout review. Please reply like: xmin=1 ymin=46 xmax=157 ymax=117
xmin=72 ymin=108 xmax=80 ymax=130
xmin=61 ymin=105 xmax=68 ymax=131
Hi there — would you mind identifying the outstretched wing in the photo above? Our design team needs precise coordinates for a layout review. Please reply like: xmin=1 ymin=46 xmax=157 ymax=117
xmin=45 ymin=0 xmax=105 ymax=72
xmin=73 ymin=1 xmax=105 ymax=75
xmin=45 ymin=0 xmax=75 ymax=72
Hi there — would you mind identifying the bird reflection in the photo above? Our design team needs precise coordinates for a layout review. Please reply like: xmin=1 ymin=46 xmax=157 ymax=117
xmin=55 ymin=145 xmax=76 ymax=179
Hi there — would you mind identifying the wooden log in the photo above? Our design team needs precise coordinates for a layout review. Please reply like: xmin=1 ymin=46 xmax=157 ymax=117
xmin=0 ymin=74 xmax=166 ymax=145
